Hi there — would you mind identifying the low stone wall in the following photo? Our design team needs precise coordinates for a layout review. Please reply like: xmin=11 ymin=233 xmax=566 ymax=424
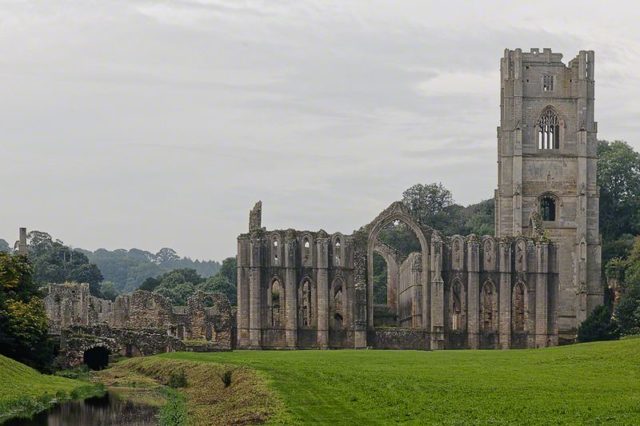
xmin=58 ymin=325 xmax=186 ymax=368
xmin=369 ymin=328 xmax=430 ymax=350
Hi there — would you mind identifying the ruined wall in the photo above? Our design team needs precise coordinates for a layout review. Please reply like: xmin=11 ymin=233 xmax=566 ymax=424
xmin=44 ymin=284 xmax=233 ymax=351
xmin=237 ymin=200 xmax=559 ymax=350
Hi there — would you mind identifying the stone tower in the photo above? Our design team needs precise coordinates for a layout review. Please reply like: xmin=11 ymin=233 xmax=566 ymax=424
xmin=495 ymin=48 xmax=602 ymax=340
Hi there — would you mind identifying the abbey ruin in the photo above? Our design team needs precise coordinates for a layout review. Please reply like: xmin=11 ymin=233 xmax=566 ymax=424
xmin=236 ymin=49 xmax=602 ymax=350
xmin=43 ymin=283 xmax=233 ymax=367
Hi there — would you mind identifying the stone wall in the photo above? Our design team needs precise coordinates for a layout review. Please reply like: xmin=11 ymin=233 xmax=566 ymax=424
xmin=43 ymin=284 xmax=233 ymax=351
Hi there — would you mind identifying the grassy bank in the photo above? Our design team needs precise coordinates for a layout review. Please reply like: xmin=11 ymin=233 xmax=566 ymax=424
xmin=99 ymin=357 xmax=289 ymax=425
xmin=156 ymin=338 xmax=640 ymax=425
xmin=0 ymin=355 xmax=103 ymax=423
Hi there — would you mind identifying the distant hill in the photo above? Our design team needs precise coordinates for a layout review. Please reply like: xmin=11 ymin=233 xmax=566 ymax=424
xmin=79 ymin=247 xmax=221 ymax=293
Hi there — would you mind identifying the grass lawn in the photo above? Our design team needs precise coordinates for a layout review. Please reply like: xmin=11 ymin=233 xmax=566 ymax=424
xmin=158 ymin=338 xmax=640 ymax=425
xmin=0 ymin=355 xmax=102 ymax=423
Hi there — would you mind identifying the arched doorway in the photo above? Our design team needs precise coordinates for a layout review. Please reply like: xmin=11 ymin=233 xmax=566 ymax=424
xmin=83 ymin=346 xmax=110 ymax=370
xmin=367 ymin=202 xmax=430 ymax=331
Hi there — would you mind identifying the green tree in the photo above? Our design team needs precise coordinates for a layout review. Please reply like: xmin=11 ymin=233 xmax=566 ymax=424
xmin=100 ymin=281 xmax=119 ymax=301
xmin=0 ymin=252 xmax=53 ymax=371
xmin=219 ymin=257 xmax=237 ymax=285
xmin=577 ymin=305 xmax=619 ymax=342
xmin=598 ymin=140 xmax=640 ymax=244
xmin=0 ymin=239 xmax=10 ymax=253
xmin=199 ymin=274 xmax=237 ymax=305
xmin=402 ymin=183 xmax=453 ymax=227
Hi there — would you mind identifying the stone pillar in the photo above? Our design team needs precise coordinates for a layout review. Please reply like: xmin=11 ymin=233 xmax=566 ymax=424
xmin=498 ymin=239 xmax=511 ymax=349
xmin=535 ymin=242 xmax=549 ymax=348
xmin=284 ymin=232 xmax=298 ymax=348
xmin=17 ymin=227 xmax=27 ymax=255
xmin=237 ymin=238 xmax=250 ymax=347
xmin=467 ymin=237 xmax=480 ymax=349
xmin=430 ymin=234 xmax=444 ymax=350
xmin=316 ymin=237 xmax=329 ymax=349
xmin=249 ymin=237 xmax=263 ymax=348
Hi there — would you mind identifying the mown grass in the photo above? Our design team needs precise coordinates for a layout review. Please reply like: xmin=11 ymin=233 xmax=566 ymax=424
xmin=0 ymin=354 xmax=103 ymax=423
xmin=157 ymin=338 xmax=640 ymax=425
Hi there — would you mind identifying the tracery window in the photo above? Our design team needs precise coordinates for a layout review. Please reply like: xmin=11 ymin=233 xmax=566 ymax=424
xmin=537 ymin=108 xmax=560 ymax=150
xmin=540 ymin=196 xmax=556 ymax=221
xmin=543 ymin=75 xmax=554 ymax=92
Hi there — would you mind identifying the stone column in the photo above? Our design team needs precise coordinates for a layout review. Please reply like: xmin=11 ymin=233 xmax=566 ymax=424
xmin=498 ymin=239 xmax=511 ymax=349
xmin=237 ymin=237 xmax=250 ymax=348
xmin=284 ymin=232 xmax=298 ymax=348
xmin=249 ymin=237 xmax=263 ymax=348
xmin=430 ymin=234 xmax=444 ymax=350
xmin=17 ymin=227 xmax=28 ymax=256
xmin=467 ymin=238 xmax=480 ymax=349
xmin=535 ymin=242 xmax=549 ymax=348
xmin=316 ymin=237 xmax=329 ymax=349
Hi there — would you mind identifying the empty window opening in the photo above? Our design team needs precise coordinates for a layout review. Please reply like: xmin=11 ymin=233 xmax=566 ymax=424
xmin=537 ymin=109 xmax=560 ymax=150
xmin=540 ymin=196 xmax=556 ymax=221
xmin=300 ymin=280 xmax=312 ymax=327
xmin=271 ymin=280 xmax=282 ymax=328
xmin=543 ymin=75 xmax=554 ymax=91
xmin=512 ymin=283 xmax=527 ymax=332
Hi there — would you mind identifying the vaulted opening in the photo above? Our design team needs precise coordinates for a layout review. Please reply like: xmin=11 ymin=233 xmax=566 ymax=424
xmin=84 ymin=346 xmax=110 ymax=370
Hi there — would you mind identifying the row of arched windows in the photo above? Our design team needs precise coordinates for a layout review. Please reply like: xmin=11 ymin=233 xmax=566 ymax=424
xmin=269 ymin=236 xmax=345 ymax=267
xmin=449 ymin=280 xmax=528 ymax=333
xmin=268 ymin=277 xmax=345 ymax=330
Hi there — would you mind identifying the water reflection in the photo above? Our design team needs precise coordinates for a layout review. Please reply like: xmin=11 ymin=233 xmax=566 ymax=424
xmin=6 ymin=392 xmax=158 ymax=426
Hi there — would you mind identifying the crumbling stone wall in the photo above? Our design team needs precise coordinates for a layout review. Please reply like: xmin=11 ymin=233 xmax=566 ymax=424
xmin=44 ymin=284 xmax=233 ymax=352
xmin=58 ymin=325 xmax=186 ymax=368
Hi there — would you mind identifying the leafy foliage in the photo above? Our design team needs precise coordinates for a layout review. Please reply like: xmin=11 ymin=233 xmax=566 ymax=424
xmin=148 ymin=259 xmax=237 ymax=306
xmin=0 ymin=239 xmax=10 ymax=253
xmin=26 ymin=231 xmax=103 ymax=297
xmin=82 ymin=247 xmax=221 ymax=293
xmin=577 ymin=305 xmax=619 ymax=342
xmin=598 ymin=141 xmax=640 ymax=244
xmin=0 ymin=252 xmax=55 ymax=371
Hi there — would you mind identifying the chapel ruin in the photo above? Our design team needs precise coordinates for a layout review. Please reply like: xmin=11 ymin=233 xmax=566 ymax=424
xmin=235 ymin=49 xmax=602 ymax=350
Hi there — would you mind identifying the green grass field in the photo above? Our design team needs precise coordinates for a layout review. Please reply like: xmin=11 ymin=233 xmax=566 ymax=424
xmin=0 ymin=355 xmax=102 ymax=422
xmin=159 ymin=338 xmax=640 ymax=425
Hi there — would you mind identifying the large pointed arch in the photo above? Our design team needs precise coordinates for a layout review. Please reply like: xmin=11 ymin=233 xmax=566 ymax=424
xmin=367 ymin=202 xmax=430 ymax=330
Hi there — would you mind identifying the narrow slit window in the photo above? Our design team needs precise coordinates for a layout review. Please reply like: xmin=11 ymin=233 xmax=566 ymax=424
xmin=540 ymin=196 xmax=556 ymax=221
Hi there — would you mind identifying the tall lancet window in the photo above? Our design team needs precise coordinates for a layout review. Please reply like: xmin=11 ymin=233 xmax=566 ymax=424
xmin=537 ymin=108 xmax=560 ymax=150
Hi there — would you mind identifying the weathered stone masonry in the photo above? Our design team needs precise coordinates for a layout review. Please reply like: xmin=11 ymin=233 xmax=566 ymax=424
xmin=236 ymin=49 xmax=602 ymax=350
xmin=43 ymin=283 xmax=233 ymax=367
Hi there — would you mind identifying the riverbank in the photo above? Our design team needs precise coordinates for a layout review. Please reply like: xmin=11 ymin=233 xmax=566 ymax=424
xmin=0 ymin=354 xmax=103 ymax=423
xmin=95 ymin=357 xmax=289 ymax=425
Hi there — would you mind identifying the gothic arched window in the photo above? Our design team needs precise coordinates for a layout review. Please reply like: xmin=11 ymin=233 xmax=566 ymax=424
xmin=270 ymin=279 xmax=282 ymax=328
xmin=540 ymin=196 xmax=556 ymax=221
xmin=512 ymin=282 xmax=527 ymax=332
xmin=480 ymin=281 xmax=498 ymax=333
xmin=537 ymin=108 xmax=560 ymax=150
xmin=299 ymin=279 xmax=313 ymax=327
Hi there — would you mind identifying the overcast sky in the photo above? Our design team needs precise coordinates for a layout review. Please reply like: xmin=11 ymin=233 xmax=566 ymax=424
xmin=1 ymin=0 xmax=639 ymax=260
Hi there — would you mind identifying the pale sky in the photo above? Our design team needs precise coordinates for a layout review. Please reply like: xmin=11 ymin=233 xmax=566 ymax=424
xmin=2 ymin=0 xmax=640 ymax=260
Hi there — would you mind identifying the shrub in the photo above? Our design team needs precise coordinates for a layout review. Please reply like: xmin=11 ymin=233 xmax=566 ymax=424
xmin=578 ymin=305 xmax=620 ymax=342
xmin=159 ymin=389 xmax=187 ymax=426
xmin=167 ymin=370 xmax=188 ymax=388
xmin=219 ymin=369 xmax=233 ymax=388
